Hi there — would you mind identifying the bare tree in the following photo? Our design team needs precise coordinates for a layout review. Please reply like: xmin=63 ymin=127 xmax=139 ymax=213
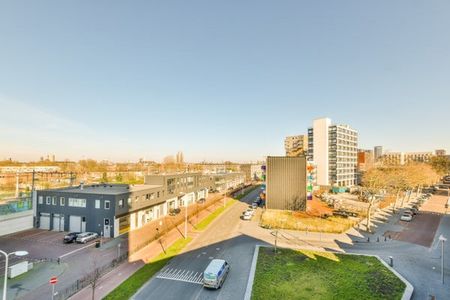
xmin=361 ymin=168 xmax=386 ymax=232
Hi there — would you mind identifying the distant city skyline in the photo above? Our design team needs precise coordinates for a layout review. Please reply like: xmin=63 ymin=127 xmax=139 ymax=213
xmin=1 ymin=1 xmax=450 ymax=162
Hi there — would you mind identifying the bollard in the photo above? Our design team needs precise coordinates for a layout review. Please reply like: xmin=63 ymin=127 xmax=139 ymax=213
xmin=385 ymin=236 xmax=387 ymax=242
xmin=389 ymin=235 xmax=391 ymax=239
xmin=367 ymin=237 xmax=370 ymax=243
xmin=389 ymin=256 xmax=394 ymax=267
xmin=377 ymin=237 xmax=380 ymax=242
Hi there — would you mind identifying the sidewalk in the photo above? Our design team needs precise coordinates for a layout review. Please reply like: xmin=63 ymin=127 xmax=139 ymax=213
xmin=69 ymin=198 xmax=232 ymax=300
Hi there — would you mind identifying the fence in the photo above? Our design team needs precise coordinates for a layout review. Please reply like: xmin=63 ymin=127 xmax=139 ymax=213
xmin=54 ymin=252 xmax=129 ymax=300
xmin=0 ymin=197 xmax=32 ymax=215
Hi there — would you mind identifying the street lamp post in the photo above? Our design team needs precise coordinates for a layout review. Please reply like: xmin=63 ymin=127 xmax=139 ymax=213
xmin=0 ymin=250 xmax=29 ymax=300
xmin=439 ymin=235 xmax=447 ymax=284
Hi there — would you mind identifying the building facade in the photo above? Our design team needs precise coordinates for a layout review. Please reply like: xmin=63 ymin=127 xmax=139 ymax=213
xmin=381 ymin=151 xmax=434 ymax=165
xmin=35 ymin=172 xmax=245 ymax=238
xmin=266 ymin=156 xmax=306 ymax=211
xmin=239 ymin=164 xmax=263 ymax=182
xmin=374 ymin=146 xmax=383 ymax=161
xmin=308 ymin=117 xmax=358 ymax=187
xmin=284 ymin=135 xmax=308 ymax=157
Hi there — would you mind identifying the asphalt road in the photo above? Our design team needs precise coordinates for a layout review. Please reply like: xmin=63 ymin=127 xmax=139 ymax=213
xmin=133 ymin=187 xmax=266 ymax=300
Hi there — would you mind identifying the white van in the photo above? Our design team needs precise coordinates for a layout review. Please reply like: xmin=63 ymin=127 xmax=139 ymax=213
xmin=203 ymin=259 xmax=230 ymax=289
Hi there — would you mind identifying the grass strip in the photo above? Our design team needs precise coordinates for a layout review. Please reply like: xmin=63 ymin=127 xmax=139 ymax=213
xmin=252 ymin=247 xmax=405 ymax=300
xmin=104 ymin=237 xmax=193 ymax=300
xmin=196 ymin=199 xmax=237 ymax=231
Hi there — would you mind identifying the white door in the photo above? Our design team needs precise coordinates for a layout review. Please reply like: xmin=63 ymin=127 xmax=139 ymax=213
xmin=40 ymin=213 xmax=50 ymax=230
xmin=60 ymin=216 xmax=65 ymax=232
xmin=104 ymin=219 xmax=111 ymax=238
xmin=81 ymin=217 xmax=86 ymax=232
xmin=52 ymin=215 xmax=61 ymax=231
xmin=69 ymin=215 xmax=82 ymax=232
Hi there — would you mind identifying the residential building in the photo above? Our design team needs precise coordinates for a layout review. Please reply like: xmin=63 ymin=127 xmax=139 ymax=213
xmin=35 ymin=171 xmax=245 ymax=238
xmin=266 ymin=156 xmax=306 ymax=211
xmin=374 ymin=146 xmax=383 ymax=161
xmin=436 ymin=149 xmax=447 ymax=156
xmin=36 ymin=183 xmax=166 ymax=238
xmin=381 ymin=151 xmax=434 ymax=165
xmin=284 ymin=135 xmax=308 ymax=157
xmin=308 ymin=117 xmax=358 ymax=187
xmin=357 ymin=149 xmax=374 ymax=172
xmin=239 ymin=164 xmax=264 ymax=181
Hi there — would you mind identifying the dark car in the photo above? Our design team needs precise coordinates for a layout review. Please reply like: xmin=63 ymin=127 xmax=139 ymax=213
xmin=63 ymin=232 xmax=81 ymax=243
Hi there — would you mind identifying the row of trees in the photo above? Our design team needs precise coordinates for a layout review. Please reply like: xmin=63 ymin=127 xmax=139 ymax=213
xmin=361 ymin=163 xmax=440 ymax=231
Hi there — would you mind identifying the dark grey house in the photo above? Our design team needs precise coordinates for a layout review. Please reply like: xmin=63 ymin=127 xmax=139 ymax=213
xmin=36 ymin=183 xmax=164 ymax=238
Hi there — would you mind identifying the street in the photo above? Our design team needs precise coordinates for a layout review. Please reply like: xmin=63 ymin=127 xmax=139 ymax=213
xmin=133 ymin=187 xmax=267 ymax=300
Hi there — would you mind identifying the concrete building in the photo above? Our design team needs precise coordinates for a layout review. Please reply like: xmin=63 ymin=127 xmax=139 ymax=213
xmin=381 ymin=151 xmax=434 ymax=165
xmin=374 ymin=146 xmax=383 ymax=161
xmin=307 ymin=117 xmax=358 ymax=187
xmin=266 ymin=156 xmax=306 ymax=211
xmin=436 ymin=149 xmax=447 ymax=156
xmin=239 ymin=164 xmax=263 ymax=182
xmin=357 ymin=149 xmax=374 ymax=172
xmin=35 ymin=172 xmax=245 ymax=238
xmin=284 ymin=135 xmax=308 ymax=157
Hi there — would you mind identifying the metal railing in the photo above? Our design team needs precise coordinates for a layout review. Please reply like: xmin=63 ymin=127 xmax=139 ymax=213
xmin=54 ymin=251 xmax=129 ymax=300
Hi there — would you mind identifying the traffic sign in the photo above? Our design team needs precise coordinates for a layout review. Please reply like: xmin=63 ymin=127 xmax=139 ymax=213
xmin=49 ymin=276 xmax=58 ymax=284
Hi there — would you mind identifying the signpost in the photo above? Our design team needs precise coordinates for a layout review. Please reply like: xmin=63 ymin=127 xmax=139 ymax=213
xmin=49 ymin=276 xmax=58 ymax=300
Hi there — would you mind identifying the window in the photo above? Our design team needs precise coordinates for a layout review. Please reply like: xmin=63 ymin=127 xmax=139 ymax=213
xmin=157 ymin=191 xmax=160 ymax=198
xmin=95 ymin=199 xmax=101 ymax=209
xmin=104 ymin=200 xmax=110 ymax=210
xmin=60 ymin=197 xmax=65 ymax=206
xmin=127 ymin=198 xmax=131 ymax=205
xmin=150 ymin=193 xmax=155 ymax=199
xmin=68 ymin=198 xmax=87 ymax=208
xmin=46 ymin=196 xmax=51 ymax=205
xmin=119 ymin=199 xmax=124 ymax=208
xmin=52 ymin=196 xmax=57 ymax=205
xmin=38 ymin=196 xmax=43 ymax=204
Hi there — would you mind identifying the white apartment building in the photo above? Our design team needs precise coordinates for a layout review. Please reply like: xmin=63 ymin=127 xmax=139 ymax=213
xmin=307 ymin=117 xmax=358 ymax=187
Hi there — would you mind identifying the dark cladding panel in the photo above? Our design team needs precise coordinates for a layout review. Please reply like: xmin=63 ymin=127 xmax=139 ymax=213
xmin=266 ymin=156 xmax=306 ymax=211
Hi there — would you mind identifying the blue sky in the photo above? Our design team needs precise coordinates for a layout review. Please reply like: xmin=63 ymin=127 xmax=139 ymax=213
xmin=1 ymin=1 xmax=449 ymax=162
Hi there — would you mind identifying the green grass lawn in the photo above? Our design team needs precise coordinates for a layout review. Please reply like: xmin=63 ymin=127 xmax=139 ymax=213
xmin=104 ymin=237 xmax=192 ymax=300
xmin=196 ymin=199 xmax=236 ymax=231
xmin=252 ymin=248 xmax=406 ymax=300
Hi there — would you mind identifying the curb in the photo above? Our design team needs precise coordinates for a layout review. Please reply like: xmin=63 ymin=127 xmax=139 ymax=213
xmin=244 ymin=245 xmax=413 ymax=300
xmin=243 ymin=244 xmax=262 ymax=300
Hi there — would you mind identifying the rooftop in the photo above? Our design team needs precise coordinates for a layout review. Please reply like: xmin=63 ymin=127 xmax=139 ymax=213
xmin=42 ymin=183 xmax=162 ymax=195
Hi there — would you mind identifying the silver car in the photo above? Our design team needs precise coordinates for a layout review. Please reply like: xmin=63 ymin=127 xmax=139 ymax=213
xmin=76 ymin=232 xmax=99 ymax=244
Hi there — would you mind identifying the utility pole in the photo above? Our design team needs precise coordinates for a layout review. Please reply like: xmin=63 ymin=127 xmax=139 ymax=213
xmin=184 ymin=197 xmax=188 ymax=239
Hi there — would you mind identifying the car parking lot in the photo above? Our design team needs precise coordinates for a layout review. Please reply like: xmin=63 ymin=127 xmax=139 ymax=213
xmin=0 ymin=228 xmax=102 ymax=263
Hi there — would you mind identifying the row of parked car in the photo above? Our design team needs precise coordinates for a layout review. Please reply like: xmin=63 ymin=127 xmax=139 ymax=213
xmin=63 ymin=232 xmax=99 ymax=244
xmin=400 ymin=193 xmax=432 ymax=222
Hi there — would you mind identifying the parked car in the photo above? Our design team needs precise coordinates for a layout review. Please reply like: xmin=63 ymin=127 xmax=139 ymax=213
xmin=203 ymin=259 xmax=230 ymax=289
xmin=332 ymin=211 xmax=349 ymax=218
xmin=76 ymin=232 xmax=99 ymax=244
xmin=242 ymin=210 xmax=253 ymax=220
xmin=252 ymin=202 xmax=258 ymax=209
xmin=63 ymin=232 xmax=81 ymax=243
xmin=400 ymin=213 xmax=413 ymax=222
xmin=405 ymin=209 xmax=417 ymax=216
xmin=169 ymin=208 xmax=181 ymax=216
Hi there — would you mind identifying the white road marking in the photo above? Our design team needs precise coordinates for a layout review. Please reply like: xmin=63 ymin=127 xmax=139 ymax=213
xmin=157 ymin=268 xmax=203 ymax=285
xmin=208 ymin=256 xmax=214 ymax=259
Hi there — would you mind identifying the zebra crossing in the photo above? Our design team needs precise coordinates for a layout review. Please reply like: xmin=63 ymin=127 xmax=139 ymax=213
xmin=156 ymin=267 xmax=204 ymax=285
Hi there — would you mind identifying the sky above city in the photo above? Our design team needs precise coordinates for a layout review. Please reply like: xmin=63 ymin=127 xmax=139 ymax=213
xmin=1 ymin=1 xmax=449 ymax=163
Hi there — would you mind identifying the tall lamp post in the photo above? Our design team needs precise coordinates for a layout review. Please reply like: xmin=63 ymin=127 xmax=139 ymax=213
xmin=439 ymin=235 xmax=447 ymax=284
xmin=0 ymin=250 xmax=29 ymax=300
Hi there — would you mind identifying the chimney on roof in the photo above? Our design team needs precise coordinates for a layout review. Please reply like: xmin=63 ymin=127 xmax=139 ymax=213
xmin=80 ymin=181 xmax=84 ymax=190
